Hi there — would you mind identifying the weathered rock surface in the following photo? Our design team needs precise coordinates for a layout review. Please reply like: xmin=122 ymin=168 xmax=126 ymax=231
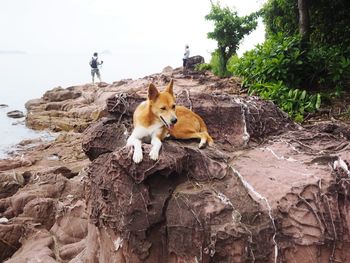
xmin=7 ymin=110 xmax=24 ymax=118
xmin=106 ymin=92 xmax=296 ymax=150
xmin=43 ymin=86 xmax=82 ymax=102
xmin=186 ymin=55 xmax=205 ymax=70
xmin=1 ymin=70 xmax=350 ymax=262
xmin=25 ymin=84 xmax=103 ymax=132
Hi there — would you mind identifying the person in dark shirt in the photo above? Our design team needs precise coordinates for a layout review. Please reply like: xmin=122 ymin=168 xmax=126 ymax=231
xmin=89 ymin=52 xmax=103 ymax=84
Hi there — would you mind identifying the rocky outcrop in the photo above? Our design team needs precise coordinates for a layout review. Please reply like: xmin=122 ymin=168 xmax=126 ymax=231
xmin=105 ymin=92 xmax=296 ymax=151
xmin=1 ymin=71 xmax=350 ymax=262
xmin=7 ymin=110 xmax=24 ymax=119
xmin=25 ymin=85 xmax=105 ymax=132
xmin=81 ymin=142 xmax=274 ymax=262
xmin=79 ymin=87 xmax=350 ymax=262
xmin=186 ymin=55 xmax=205 ymax=70
xmin=42 ymin=87 xmax=82 ymax=102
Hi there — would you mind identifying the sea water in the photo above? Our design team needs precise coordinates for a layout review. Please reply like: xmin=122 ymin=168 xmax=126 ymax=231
xmin=0 ymin=52 xmax=178 ymax=158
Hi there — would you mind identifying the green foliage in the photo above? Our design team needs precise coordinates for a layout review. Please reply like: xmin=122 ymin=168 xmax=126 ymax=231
xmin=309 ymin=0 xmax=350 ymax=47
xmin=230 ymin=34 xmax=325 ymax=121
xmin=226 ymin=55 xmax=240 ymax=73
xmin=230 ymin=32 xmax=350 ymax=120
xmin=209 ymin=0 xmax=350 ymax=121
xmin=262 ymin=0 xmax=298 ymax=38
xmin=209 ymin=51 xmax=230 ymax=77
xmin=231 ymin=34 xmax=305 ymax=87
xmin=248 ymin=82 xmax=321 ymax=122
xmin=205 ymin=3 xmax=259 ymax=77
xmin=195 ymin=63 xmax=212 ymax=71
xmin=305 ymin=46 xmax=350 ymax=94
xmin=263 ymin=0 xmax=350 ymax=47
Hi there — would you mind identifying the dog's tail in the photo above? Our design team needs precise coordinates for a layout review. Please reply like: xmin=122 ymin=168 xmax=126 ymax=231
xmin=197 ymin=115 xmax=214 ymax=146
xmin=204 ymin=131 xmax=214 ymax=146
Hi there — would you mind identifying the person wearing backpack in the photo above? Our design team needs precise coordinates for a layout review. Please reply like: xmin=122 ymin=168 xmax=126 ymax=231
xmin=89 ymin=52 xmax=103 ymax=84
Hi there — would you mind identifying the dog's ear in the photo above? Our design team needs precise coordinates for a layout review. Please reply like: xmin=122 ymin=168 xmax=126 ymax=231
xmin=165 ymin=79 xmax=174 ymax=96
xmin=148 ymin=83 xmax=159 ymax=101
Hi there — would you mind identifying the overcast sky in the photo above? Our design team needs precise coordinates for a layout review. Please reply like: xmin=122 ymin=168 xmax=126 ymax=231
xmin=1 ymin=0 xmax=266 ymax=58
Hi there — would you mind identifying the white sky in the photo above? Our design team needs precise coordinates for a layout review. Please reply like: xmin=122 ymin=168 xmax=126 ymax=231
xmin=1 ymin=0 xmax=265 ymax=58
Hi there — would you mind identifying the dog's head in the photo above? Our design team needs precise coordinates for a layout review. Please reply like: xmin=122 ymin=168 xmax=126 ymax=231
xmin=148 ymin=79 xmax=177 ymax=129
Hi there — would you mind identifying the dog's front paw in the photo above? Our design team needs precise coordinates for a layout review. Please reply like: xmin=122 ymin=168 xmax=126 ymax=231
xmin=133 ymin=150 xmax=143 ymax=163
xmin=149 ymin=149 xmax=159 ymax=161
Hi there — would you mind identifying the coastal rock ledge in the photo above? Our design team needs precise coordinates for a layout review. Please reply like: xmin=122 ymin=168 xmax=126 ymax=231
xmin=1 ymin=71 xmax=350 ymax=262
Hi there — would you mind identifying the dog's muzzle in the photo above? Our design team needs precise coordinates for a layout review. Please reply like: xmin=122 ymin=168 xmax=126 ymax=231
xmin=160 ymin=115 xmax=177 ymax=129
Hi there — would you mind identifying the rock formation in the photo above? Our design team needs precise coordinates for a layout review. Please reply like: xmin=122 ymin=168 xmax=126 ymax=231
xmin=1 ymin=68 xmax=350 ymax=262
xmin=7 ymin=110 xmax=24 ymax=119
xmin=185 ymin=55 xmax=205 ymax=70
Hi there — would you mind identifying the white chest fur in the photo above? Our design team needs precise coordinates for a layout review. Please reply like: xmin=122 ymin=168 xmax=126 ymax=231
xmin=127 ymin=122 xmax=164 ymax=163
xmin=131 ymin=122 xmax=164 ymax=143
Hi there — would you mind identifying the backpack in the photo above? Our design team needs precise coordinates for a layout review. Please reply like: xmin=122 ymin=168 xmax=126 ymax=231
xmin=90 ymin=57 xmax=98 ymax=68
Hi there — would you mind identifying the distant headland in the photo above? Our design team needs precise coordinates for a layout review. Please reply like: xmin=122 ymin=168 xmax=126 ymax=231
xmin=0 ymin=50 xmax=27 ymax=55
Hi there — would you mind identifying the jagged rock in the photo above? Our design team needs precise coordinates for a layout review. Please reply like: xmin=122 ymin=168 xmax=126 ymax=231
xmin=112 ymin=79 xmax=132 ymax=87
xmin=77 ymin=90 xmax=298 ymax=261
xmin=0 ymin=223 xmax=23 ymax=260
xmin=0 ymin=171 xmax=85 ymax=262
xmin=186 ymin=55 xmax=205 ymax=70
xmin=82 ymin=118 xmax=129 ymax=161
xmin=43 ymin=87 xmax=81 ymax=102
xmin=2 ymin=74 xmax=350 ymax=262
xmin=18 ymin=138 xmax=43 ymax=147
xmin=25 ymin=98 xmax=43 ymax=111
xmin=162 ymin=66 xmax=173 ymax=74
xmin=0 ymin=158 xmax=32 ymax=171
xmin=6 ymin=110 xmax=24 ymax=119
xmin=0 ymin=174 xmax=21 ymax=199
xmin=97 ymin=82 xmax=109 ymax=88
xmin=4 ymin=230 xmax=56 ymax=263
xmin=83 ymin=143 xmax=273 ymax=262
xmin=26 ymin=110 xmax=92 ymax=132
xmin=106 ymin=92 xmax=297 ymax=149
xmin=25 ymin=85 xmax=111 ymax=132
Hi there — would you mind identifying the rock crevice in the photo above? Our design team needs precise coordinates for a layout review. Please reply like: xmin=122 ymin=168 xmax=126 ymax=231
xmin=1 ymin=72 xmax=350 ymax=262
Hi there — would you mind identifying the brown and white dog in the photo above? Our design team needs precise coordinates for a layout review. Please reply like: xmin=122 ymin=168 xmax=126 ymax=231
xmin=127 ymin=80 xmax=213 ymax=163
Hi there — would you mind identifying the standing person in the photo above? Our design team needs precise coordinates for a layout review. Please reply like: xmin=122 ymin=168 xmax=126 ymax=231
xmin=89 ymin=52 xmax=103 ymax=84
xmin=183 ymin=45 xmax=190 ymax=71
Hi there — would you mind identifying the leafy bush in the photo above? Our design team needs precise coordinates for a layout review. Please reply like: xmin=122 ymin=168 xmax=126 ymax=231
xmin=229 ymin=34 xmax=326 ymax=121
xmin=229 ymin=31 xmax=350 ymax=121
xmin=231 ymin=33 xmax=305 ymax=87
xmin=209 ymin=51 xmax=231 ymax=77
xmin=248 ymin=82 xmax=321 ymax=122
xmin=195 ymin=63 xmax=212 ymax=71
xmin=305 ymin=45 xmax=350 ymax=95
xmin=226 ymin=55 xmax=240 ymax=73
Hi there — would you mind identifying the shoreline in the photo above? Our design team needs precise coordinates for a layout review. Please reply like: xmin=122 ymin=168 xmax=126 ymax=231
xmin=1 ymin=68 xmax=350 ymax=262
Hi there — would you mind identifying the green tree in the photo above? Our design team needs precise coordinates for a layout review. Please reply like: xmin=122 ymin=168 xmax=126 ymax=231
xmin=205 ymin=3 xmax=259 ymax=77
xmin=263 ymin=0 xmax=350 ymax=48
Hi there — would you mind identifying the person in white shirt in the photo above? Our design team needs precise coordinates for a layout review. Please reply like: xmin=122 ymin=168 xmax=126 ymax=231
xmin=183 ymin=45 xmax=190 ymax=70
xmin=89 ymin=52 xmax=103 ymax=84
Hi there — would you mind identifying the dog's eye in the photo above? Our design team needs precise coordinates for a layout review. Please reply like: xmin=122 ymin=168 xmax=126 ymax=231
xmin=172 ymin=105 xmax=176 ymax=109
xmin=160 ymin=107 xmax=166 ymax=111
